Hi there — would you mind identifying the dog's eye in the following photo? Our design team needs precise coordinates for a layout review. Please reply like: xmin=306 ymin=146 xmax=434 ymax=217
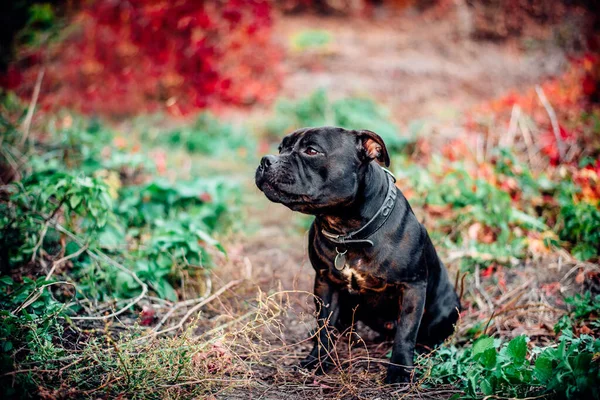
xmin=304 ymin=147 xmax=320 ymax=156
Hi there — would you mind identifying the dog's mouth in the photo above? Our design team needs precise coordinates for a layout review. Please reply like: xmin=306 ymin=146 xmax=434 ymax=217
xmin=255 ymin=170 xmax=315 ymax=211
xmin=257 ymin=179 xmax=306 ymax=205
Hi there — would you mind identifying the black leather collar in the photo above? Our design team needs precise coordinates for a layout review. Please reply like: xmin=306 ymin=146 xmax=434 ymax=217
xmin=321 ymin=169 xmax=397 ymax=248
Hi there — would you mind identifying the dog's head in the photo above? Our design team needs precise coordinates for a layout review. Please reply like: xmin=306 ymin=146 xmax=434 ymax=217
xmin=255 ymin=126 xmax=390 ymax=214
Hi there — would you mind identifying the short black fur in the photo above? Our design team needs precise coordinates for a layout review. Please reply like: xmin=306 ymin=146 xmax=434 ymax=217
xmin=255 ymin=126 xmax=461 ymax=384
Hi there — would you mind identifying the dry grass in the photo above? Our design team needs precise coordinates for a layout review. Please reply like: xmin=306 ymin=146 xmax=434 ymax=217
xmin=5 ymin=165 xmax=596 ymax=399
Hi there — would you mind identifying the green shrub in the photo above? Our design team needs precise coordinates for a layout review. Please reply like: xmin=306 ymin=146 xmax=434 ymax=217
xmin=0 ymin=276 xmax=67 ymax=397
xmin=396 ymin=154 xmax=550 ymax=269
xmin=423 ymin=290 xmax=600 ymax=399
xmin=290 ymin=29 xmax=332 ymax=51
xmin=554 ymin=291 xmax=600 ymax=334
xmin=424 ymin=335 xmax=540 ymax=398
xmin=266 ymin=89 xmax=414 ymax=152
xmin=423 ymin=331 xmax=600 ymax=399
xmin=0 ymin=169 xmax=114 ymax=270
xmin=534 ymin=331 xmax=600 ymax=400
xmin=557 ymin=183 xmax=600 ymax=260
xmin=117 ymin=177 xmax=236 ymax=233
xmin=145 ymin=112 xmax=255 ymax=156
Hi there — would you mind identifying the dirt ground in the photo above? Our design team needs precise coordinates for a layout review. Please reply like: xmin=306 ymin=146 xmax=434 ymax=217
xmin=274 ymin=7 xmax=567 ymax=122
xmin=194 ymin=9 xmax=579 ymax=399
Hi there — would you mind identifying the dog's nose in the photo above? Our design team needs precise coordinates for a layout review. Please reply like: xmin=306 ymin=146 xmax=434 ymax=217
xmin=260 ymin=155 xmax=277 ymax=171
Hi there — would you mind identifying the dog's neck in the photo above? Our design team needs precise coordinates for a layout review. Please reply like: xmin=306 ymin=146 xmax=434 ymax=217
xmin=317 ymin=163 xmax=389 ymax=234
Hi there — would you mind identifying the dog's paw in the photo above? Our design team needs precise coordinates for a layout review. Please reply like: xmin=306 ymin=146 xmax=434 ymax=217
xmin=314 ymin=360 xmax=335 ymax=375
xmin=384 ymin=367 xmax=411 ymax=384
xmin=300 ymin=354 xmax=319 ymax=370
xmin=300 ymin=354 xmax=334 ymax=373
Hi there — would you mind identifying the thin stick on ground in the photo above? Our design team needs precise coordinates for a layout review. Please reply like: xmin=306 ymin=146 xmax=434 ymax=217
xmin=134 ymin=278 xmax=243 ymax=342
xmin=152 ymin=274 xmax=213 ymax=332
xmin=30 ymin=221 xmax=49 ymax=263
xmin=46 ymin=243 xmax=89 ymax=280
xmin=53 ymin=223 xmax=148 ymax=321
xmin=12 ymin=281 xmax=76 ymax=314
xmin=535 ymin=85 xmax=565 ymax=162
xmin=20 ymin=69 xmax=45 ymax=146
xmin=518 ymin=116 xmax=538 ymax=167
xmin=504 ymin=104 xmax=521 ymax=147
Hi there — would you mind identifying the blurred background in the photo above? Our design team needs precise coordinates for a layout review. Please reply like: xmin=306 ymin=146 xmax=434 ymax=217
xmin=1 ymin=1 xmax=600 ymax=399
xmin=2 ymin=0 xmax=599 ymax=118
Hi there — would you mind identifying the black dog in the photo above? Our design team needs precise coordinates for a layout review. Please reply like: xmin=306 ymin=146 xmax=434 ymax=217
xmin=255 ymin=126 xmax=460 ymax=383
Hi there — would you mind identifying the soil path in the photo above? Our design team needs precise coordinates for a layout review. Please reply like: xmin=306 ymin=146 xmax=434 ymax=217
xmin=274 ymin=9 xmax=566 ymax=122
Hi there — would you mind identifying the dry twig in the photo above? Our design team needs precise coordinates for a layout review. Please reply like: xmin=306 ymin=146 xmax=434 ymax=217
xmin=504 ymin=104 xmax=521 ymax=147
xmin=53 ymin=223 xmax=148 ymax=321
xmin=135 ymin=278 xmax=243 ymax=342
xmin=153 ymin=274 xmax=213 ymax=331
xmin=46 ymin=243 xmax=89 ymax=280
xmin=535 ymin=85 xmax=565 ymax=162
xmin=20 ymin=69 xmax=45 ymax=146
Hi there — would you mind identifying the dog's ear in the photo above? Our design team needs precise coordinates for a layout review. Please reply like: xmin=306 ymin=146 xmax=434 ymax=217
xmin=357 ymin=130 xmax=390 ymax=167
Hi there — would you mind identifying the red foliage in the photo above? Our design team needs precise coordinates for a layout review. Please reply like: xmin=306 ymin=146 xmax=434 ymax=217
xmin=573 ymin=164 xmax=600 ymax=203
xmin=466 ymin=54 xmax=600 ymax=196
xmin=139 ymin=305 xmax=156 ymax=326
xmin=3 ymin=0 xmax=282 ymax=116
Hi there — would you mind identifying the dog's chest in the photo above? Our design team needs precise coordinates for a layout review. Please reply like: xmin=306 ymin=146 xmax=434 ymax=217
xmin=327 ymin=258 xmax=389 ymax=293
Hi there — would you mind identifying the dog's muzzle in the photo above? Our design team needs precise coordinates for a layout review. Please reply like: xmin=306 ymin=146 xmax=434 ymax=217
xmin=257 ymin=155 xmax=277 ymax=178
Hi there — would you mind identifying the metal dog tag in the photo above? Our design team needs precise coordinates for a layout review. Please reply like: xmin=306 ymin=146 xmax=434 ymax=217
xmin=334 ymin=248 xmax=347 ymax=271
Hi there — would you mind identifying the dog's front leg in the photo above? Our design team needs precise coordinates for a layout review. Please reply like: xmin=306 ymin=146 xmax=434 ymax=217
xmin=300 ymin=272 xmax=339 ymax=373
xmin=385 ymin=281 xmax=426 ymax=384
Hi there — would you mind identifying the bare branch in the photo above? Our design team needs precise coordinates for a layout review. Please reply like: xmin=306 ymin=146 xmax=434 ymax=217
xmin=53 ymin=223 xmax=148 ymax=321
xmin=134 ymin=278 xmax=243 ymax=342
xmin=20 ymin=69 xmax=45 ymax=146
xmin=536 ymin=85 xmax=565 ymax=162
xmin=46 ymin=243 xmax=89 ymax=280
xmin=152 ymin=274 xmax=213 ymax=332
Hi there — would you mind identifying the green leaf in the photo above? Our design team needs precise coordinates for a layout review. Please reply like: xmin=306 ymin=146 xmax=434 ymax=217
xmin=0 ymin=276 xmax=13 ymax=286
xmin=115 ymin=271 xmax=138 ymax=294
xmin=480 ymin=347 xmax=497 ymax=370
xmin=155 ymin=253 xmax=172 ymax=270
xmin=534 ymin=355 xmax=553 ymax=382
xmin=510 ymin=209 xmax=548 ymax=231
xmin=480 ymin=378 xmax=494 ymax=395
xmin=195 ymin=228 xmax=220 ymax=248
xmin=98 ymin=223 xmax=125 ymax=247
xmin=507 ymin=335 xmax=528 ymax=364
xmin=473 ymin=336 xmax=495 ymax=356
xmin=69 ymin=194 xmax=82 ymax=209
xmin=155 ymin=279 xmax=178 ymax=302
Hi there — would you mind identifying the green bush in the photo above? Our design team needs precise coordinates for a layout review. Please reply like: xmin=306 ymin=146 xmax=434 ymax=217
xmin=0 ymin=169 xmax=114 ymax=270
xmin=535 ymin=330 xmax=600 ymax=400
xmin=291 ymin=29 xmax=332 ymax=51
xmin=0 ymin=276 xmax=67 ymax=396
xmin=117 ymin=178 xmax=235 ymax=232
xmin=420 ymin=331 xmax=600 ymax=399
xmin=557 ymin=183 xmax=600 ymax=260
xmin=1 ymin=111 xmax=236 ymax=300
xmin=424 ymin=335 xmax=539 ymax=398
xmin=396 ymin=153 xmax=552 ymax=269
xmin=266 ymin=89 xmax=414 ymax=152
xmin=422 ymin=290 xmax=600 ymax=399
xmin=422 ymin=331 xmax=600 ymax=399
xmin=144 ymin=112 xmax=255 ymax=156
